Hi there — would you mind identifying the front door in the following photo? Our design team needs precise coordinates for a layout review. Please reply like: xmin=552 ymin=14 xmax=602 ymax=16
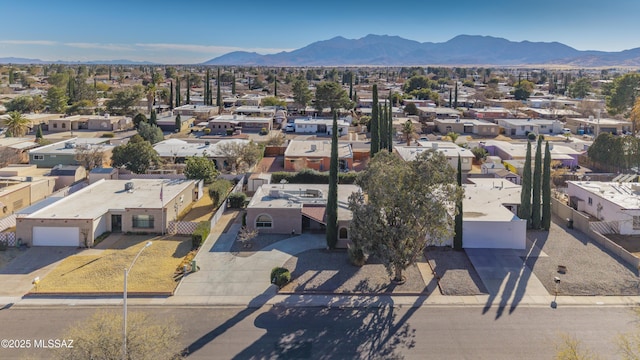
xmin=111 ymin=214 xmax=122 ymax=232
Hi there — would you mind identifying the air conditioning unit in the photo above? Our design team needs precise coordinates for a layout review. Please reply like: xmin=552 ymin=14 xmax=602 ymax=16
xmin=124 ymin=182 xmax=134 ymax=192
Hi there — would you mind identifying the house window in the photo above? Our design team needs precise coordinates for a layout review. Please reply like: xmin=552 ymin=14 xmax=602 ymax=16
xmin=256 ymin=214 xmax=272 ymax=228
xmin=33 ymin=155 xmax=44 ymax=160
xmin=62 ymin=123 xmax=66 ymax=128
xmin=588 ymin=197 xmax=593 ymax=205
xmin=132 ymin=214 xmax=155 ymax=228
xmin=339 ymin=227 xmax=348 ymax=239
xmin=634 ymin=216 xmax=640 ymax=230
xmin=53 ymin=123 xmax=58 ymax=128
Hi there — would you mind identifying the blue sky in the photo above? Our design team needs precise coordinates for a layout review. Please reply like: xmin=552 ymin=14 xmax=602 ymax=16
xmin=0 ymin=0 xmax=638 ymax=64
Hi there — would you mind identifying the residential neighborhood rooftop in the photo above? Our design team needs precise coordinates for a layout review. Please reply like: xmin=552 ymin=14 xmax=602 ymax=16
xmin=248 ymin=183 xmax=360 ymax=221
xmin=568 ymin=181 xmax=640 ymax=210
xmin=464 ymin=178 xmax=522 ymax=222
xmin=285 ymin=140 xmax=353 ymax=159
xmin=395 ymin=142 xmax=474 ymax=162
xmin=153 ymin=138 xmax=250 ymax=158
xmin=25 ymin=178 xmax=194 ymax=220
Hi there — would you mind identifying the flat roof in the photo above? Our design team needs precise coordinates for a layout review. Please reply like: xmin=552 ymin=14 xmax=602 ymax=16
xmin=497 ymin=118 xmax=560 ymax=126
xmin=153 ymin=138 xmax=250 ymax=158
xmin=482 ymin=140 xmax=583 ymax=159
xmin=293 ymin=118 xmax=350 ymax=126
xmin=435 ymin=118 xmax=498 ymax=126
xmin=27 ymin=178 xmax=194 ymax=220
xmin=29 ymin=138 xmax=114 ymax=155
xmin=395 ymin=142 xmax=474 ymax=161
xmin=568 ymin=117 xmax=631 ymax=125
xmin=569 ymin=181 xmax=640 ymax=210
xmin=285 ymin=140 xmax=353 ymax=159
xmin=464 ymin=178 xmax=522 ymax=222
xmin=248 ymin=183 xmax=360 ymax=221
xmin=210 ymin=115 xmax=272 ymax=122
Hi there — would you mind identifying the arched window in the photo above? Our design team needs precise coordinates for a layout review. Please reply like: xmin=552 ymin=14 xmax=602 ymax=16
xmin=339 ymin=227 xmax=348 ymax=239
xmin=256 ymin=214 xmax=273 ymax=228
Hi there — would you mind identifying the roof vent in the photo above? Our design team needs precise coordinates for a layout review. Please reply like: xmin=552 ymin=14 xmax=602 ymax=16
xmin=204 ymin=141 xmax=210 ymax=146
xmin=125 ymin=182 xmax=134 ymax=192
xmin=64 ymin=142 xmax=76 ymax=149
xmin=310 ymin=144 xmax=317 ymax=152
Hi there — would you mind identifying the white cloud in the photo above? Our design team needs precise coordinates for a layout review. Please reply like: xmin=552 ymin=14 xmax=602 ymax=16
xmin=0 ymin=40 xmax=57 ymax=46
xmin=134 ymin=43 xmax=292 ymax=55
xmin=63 ymin=42 xmax=134 ymax=51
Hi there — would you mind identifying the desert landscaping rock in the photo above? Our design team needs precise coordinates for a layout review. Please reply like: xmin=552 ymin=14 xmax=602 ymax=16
xmin=280 ymin=249 xmax=428 ymax=294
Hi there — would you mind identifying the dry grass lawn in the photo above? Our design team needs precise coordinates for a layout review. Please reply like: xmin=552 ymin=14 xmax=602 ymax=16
xmin=33 ymin=235 xmax=191 ymax=294
xmin=180 ymin=192 xmax=215 ymax=223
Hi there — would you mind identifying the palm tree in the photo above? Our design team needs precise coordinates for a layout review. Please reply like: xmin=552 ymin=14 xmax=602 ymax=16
xmin=3 ymin=111 xmax=30 ymax=137
xmin=402 ymin=120 xmax=415 ymax=146
xmin=447 ymin=132 xmax=460 ymax=143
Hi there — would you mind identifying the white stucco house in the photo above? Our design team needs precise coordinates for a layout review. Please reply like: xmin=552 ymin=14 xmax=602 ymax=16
xmin=567 ymin=181 xmax=640 ymax=235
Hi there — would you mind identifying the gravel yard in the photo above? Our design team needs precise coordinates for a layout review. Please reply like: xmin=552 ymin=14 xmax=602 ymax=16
xmin=524 ymin=216 xmax=640 ymax=296
xmin=230 ymin=234 xmax=292 ymax=257
xmin=425 ymin=247 xmax=488 ymax=295
xmin=280 ymin=249 xmax=428 ymax=294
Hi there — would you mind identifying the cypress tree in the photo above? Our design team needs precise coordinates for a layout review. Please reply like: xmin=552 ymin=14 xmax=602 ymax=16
xmin=169 ymin=81 xmax=174 ymax=109
xmin=274 ymin=76 xmax=277 ymax=97
xmin=380 ymin=103 xmax=388 ymax=150
xmin=519 ymin=141 xmax=533 ymax=228
xmin=108 ymin=66 xmax=112 ymax=81
xmin=449 ymin=89 xmax=453 ymax=108
xmin=370 ymin=84 xmax=380 ymax=156
xmin=8 ymin=69 xmax=13 ymax=84
xmin=388 ymin=93 xmax=393 ymax=152
xmin=232 ymin=74 xmax=236 ymax=95
xmin=175 ymin=80 xmax=181 ymax=107
xmin=532 ymin=136 xmax=543 ymax=229
xmin=326 ymin=111 xmax=339 ymax=249
xmin=175 ymin=114 xmax=181 ymax=132
xmin=205 ymin=69 xmax=210 ymax=106
xmin=454 ymin=154 xmax=463 ymax=250
xmin=216 ymin=68 xmax=222 ymax=107
xmin=542 ymin=141 xmax=552 ymax=230
xmin=454 ymin=82 xmax=458 ymax=108
xmin=186 ymin=74 xmax=191 ymax=104
xmin=150 ymin=110 xmax=157 ymax=126
xmin=349 ymin=76 xmax=353 ymax=100
xmin=35 ymin=124 xmax=43 ymax=141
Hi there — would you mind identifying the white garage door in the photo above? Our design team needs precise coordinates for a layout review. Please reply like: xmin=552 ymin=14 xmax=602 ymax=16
xmin=33 ymin=227 xmax=79 ymax=247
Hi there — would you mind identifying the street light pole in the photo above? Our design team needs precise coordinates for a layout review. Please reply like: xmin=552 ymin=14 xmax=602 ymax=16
xmin=123 ymin=241 xmax=152 ymax=360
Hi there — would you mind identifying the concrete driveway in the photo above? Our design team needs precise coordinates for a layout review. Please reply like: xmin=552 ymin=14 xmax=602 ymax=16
xmin=0 ymin=247 xmax=79 ymax=297
xmin=466 ymin=245 xmax=549 ymax=315
xmin=172 ymin=223 xmax=325 ymax=304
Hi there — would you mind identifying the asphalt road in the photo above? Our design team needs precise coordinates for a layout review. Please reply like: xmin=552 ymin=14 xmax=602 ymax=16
xmin=0 ymin=305 xmax=635 ymax=359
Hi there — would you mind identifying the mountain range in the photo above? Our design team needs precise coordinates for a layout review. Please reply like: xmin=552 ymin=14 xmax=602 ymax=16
xmin=203 ymin=34 xmax=640 ymax=67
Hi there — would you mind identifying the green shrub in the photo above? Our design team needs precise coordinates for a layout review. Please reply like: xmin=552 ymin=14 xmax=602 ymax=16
xmin=259 ymin=127 xmax=268 ymax=135
xmin=226 ymin=128 xmax=234 ymax=136
xmin=270 ymin=267 xmax=291 ymax=287
xmin=191 ymin=221 xmax=210 ymax=250
xmin=101 ymin=132 xmax=115 ymax=138
xmin=527 ymin=132 xmax=537 ymax=141
xmin=348 ymin=245 xmax=366 ymax=267
xmin=208 ymin=179 xmax=232 ymax=208
xmin=204 ymin=128 xmax=211 ymax=134
xmin=228 ymin=192 xmax=246 ymax=208
xmin=242 ymin=212 xmax=247 ymax=227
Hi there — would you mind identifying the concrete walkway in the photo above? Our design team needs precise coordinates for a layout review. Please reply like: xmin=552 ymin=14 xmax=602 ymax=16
xmin=171 ymin=219 xmax=326 ymax=305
